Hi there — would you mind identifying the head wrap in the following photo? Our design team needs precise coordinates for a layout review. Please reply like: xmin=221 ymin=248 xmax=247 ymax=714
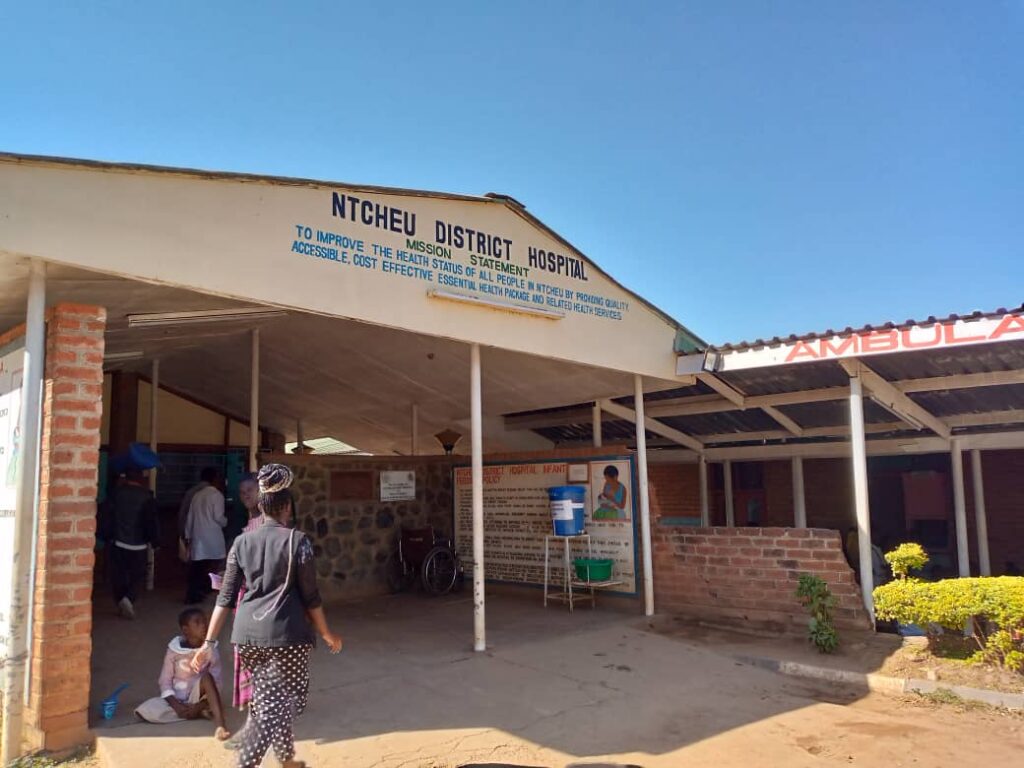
xmin=257 ymin=463 xmax=293 ymax=494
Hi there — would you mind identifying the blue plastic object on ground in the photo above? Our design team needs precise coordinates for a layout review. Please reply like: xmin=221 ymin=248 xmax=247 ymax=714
xmin=99 ymin=683 xmax=129 ymax=720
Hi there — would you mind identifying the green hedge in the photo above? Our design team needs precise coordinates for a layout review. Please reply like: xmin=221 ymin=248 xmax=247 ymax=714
xmin=873 ymin=576 xmax=1024 ymax=672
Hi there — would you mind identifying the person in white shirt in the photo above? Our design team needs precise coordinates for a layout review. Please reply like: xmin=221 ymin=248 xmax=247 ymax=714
xmin=184 ymin=469 xmax=227 ymax=604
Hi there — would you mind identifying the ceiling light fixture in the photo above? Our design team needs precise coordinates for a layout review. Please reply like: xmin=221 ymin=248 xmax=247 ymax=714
xmin=126 ymin=307 xmax=286 ymax=329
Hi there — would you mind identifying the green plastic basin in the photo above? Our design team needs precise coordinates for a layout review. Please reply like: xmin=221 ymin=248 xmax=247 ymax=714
xmin=573 ymin=558 xmax=613 ymax=581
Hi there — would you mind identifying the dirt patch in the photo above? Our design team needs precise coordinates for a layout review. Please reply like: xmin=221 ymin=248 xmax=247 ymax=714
xmin=645 ymin=615 xmax=903 ymax=674
xmin=880 ymin=639 xmax=1024 ymax=694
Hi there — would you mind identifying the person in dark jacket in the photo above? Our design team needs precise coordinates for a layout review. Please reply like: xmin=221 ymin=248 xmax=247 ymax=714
xmin=101 ymin=467 xmax=159 ymax=619
xmin=192 ymin=464 xmax=342 ymax=768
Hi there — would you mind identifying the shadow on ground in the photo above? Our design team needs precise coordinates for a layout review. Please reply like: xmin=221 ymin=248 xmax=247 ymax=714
xmin=88 ymin=586 xmax=879 ymax=767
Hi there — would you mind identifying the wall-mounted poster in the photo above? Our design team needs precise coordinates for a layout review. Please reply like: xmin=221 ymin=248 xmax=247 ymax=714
xmin=452 ymin=457 xmax=636 ymax=594
xmin=591 ymin=460 xmax=631 ymax=521
xmin=380 ymin=470 xmax=416 ymax=502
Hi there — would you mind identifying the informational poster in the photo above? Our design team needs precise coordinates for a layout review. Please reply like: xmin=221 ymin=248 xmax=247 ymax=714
xmin=0 ymin=345 xmax=26 ymax=660
xmin=453 ymin=458 xmax=636 ymax=594
xmin=380 ymin=470 xmax=416 ymax=502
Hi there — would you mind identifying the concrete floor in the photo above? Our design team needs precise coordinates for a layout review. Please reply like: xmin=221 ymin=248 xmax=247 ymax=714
xmin=89 ymin=588 xmax=1023 ymax=768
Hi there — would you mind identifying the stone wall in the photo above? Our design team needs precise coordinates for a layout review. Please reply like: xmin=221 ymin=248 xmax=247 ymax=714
xmin=284 ymin=454 xmax=455 ymax=598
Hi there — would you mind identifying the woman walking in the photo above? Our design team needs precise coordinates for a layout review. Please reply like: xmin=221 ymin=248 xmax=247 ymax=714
xmin=230 ymin=474 xmax=264 ymax=713
xmin=193 ymin=464 xmax=342 ymax=768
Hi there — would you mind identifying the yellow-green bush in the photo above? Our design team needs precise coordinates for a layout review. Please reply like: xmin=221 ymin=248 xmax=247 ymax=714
xmin=884 ymin=542 xmax=928 ymax=580
xmin=873 ymin=576 xmax=1024 ymax=672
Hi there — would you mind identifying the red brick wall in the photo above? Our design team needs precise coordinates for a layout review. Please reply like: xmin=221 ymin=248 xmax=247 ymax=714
xmin=23 ymin=304 xmax=105 ymax=752
xmin=648 ymin=463 xmax=699 ymax=520
xmin=762 ymin=460 xmax=795 ymax=526
xmin=966 ymin=449 xmax=1024 ymax=576
xmin=648 ymin=458 xmax=858 ymax=533
xmin=653 ymin=526 xmax=869 ymax=631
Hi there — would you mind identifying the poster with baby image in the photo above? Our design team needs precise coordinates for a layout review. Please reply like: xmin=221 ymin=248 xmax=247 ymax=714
xmin=590 ymin=459 xmax=631 ymax=522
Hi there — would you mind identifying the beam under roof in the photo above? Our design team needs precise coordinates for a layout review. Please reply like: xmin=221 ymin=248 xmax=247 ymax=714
xmin=840 ymin=359 xmax=952 ymax=440
xmin=597 ymin=398 xmax=704 ymax=452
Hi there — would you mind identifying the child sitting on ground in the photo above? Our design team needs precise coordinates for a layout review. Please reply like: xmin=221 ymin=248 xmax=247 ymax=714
xmin=134 ymin=607 xmax=230 ymax=740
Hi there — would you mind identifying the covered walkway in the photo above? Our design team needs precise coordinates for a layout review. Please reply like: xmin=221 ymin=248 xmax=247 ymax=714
xmin=0 ymin=152 xmax=700 ymax=756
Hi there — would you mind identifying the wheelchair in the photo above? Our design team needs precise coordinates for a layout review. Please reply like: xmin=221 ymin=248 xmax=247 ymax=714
xmin=385 ymin=526 xmax=465 ymax=596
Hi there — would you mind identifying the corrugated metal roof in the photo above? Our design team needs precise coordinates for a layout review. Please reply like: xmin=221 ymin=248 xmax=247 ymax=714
xmin=717 ymin=359 xmax=849 ymax=396
xmin=512 ymin=304 xmax=1024 ymax=448
xmin=911 ymin=384 xmax=1024 ymax=417
xmin=864 ymin=340 xmax=1024 ymax=382
xmin=709 ymin=305 xmax=1023 ymax=353
xmin=659 ymin=409 xmax=783 ymax=436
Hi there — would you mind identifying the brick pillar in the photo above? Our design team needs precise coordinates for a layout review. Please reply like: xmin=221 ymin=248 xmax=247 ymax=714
xmin=23 ymin=304 xmax=105 ymax=752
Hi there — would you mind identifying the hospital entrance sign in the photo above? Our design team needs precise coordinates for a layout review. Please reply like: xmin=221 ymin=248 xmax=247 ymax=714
xmin=0 ymin=156 xmax=690 ymax=382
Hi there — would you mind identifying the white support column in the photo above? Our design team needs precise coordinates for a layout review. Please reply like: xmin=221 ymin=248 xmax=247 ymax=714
xmin=634 ymin=374 xmax=655 ymax=617
xmin=951 ymin=439 xmax=970 ymax=577
xmin=849 ymin=373 xmax=874 ymax=621
xmin=146 ymin=358 xmax=159 ymax=591
xmin=970 ymin=449 xmax=991 ymax=576
xmin=249 ymin=329 xmax=260 ymax=472
xmin=3 ymin=259 xmax=46 ymax=765
xmin=792 ymin=457 xmax=807 ymax=528
xmin=723 ymin=459 xmax=735 ymax=527
xmin=592 ymin=401 xmax=602 ymax=448
xmin=698 ymin=455 xmax=709 ymax=526
xmin=149 ymin=359 xmax=159 ymax=490
xmin=411 ymin=403 xmax=419 ymax=456
xmin=470 ymin=344 xmax=485 ymax=651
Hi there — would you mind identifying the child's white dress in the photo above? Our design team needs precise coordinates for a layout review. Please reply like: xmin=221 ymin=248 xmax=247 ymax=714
xmin=134 ymin=635 xmax=223 ymax=724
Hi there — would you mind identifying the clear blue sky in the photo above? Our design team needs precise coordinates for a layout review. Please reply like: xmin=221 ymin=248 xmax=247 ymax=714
xmin=2 ymin=2 xmax=1021 ymax=344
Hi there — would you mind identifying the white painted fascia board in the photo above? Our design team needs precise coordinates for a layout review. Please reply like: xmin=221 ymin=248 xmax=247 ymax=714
xmin=676 ymin=353 xmax=707 ymax=375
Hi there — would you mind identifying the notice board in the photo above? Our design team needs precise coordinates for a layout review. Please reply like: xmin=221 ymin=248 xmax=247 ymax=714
xmin=453 ymin=457 xmax=637 ymax=594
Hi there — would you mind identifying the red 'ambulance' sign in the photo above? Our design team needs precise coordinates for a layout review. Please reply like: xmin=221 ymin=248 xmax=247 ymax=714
xmin=687 ymin=312 xmax=1024 ymax=372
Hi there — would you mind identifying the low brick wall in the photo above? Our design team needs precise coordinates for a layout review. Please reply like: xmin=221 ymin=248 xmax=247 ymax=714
xmin=653 ymin=526 xmax=870 ymax=633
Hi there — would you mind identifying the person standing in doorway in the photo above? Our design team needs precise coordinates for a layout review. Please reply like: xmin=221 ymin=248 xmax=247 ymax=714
xmin=179 ymin=467 xmax=219 ymax=542
xmin=184 ymin=468 xmax=227 ymax=604
xmin=193 ymin=463 xmax=342 ymax=768
xmin=101 ymin=467 xmax=160 ymax=619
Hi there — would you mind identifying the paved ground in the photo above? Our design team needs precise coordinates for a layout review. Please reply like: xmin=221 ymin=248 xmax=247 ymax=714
xmin=90 ymin=589 xmax=1023 ymax=767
